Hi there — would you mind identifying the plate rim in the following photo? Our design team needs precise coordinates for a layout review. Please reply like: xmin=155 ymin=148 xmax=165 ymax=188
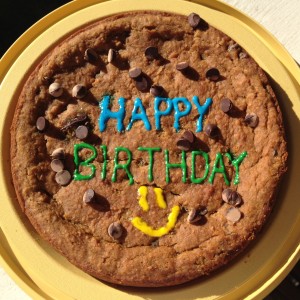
xmin=0 ymin=0 xmax=299 ymax=299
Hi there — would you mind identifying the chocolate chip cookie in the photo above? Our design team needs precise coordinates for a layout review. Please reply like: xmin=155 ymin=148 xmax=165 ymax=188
xmin=10 ymin=11 xmax=287 ymax=287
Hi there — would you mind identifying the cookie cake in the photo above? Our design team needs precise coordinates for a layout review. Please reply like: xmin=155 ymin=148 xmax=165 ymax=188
xmin=10 ymin=11 xmax=288 ymax=287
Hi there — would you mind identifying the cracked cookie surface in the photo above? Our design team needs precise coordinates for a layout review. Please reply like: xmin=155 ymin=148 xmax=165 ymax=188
xmin=10 ymin=11 xmax=287 ymax=287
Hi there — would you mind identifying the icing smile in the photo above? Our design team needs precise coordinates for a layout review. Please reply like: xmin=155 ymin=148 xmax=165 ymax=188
xmin=131 ymin=186 xmax=181 ymax=237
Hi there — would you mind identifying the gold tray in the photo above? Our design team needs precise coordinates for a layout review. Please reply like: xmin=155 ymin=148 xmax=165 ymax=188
xmin=0 ymin=0 xmax=299 ymax=299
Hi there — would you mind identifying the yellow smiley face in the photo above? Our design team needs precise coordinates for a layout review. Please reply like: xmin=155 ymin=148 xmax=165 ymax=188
xmin=131 ymin=186 xmax=180 ymax=237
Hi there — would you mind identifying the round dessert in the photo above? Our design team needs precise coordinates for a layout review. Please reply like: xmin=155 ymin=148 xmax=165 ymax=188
xmin=10 ymin=11 xmax=287 ymax=287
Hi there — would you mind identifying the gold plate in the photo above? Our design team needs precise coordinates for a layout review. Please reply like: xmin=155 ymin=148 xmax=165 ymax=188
xmin=0 ymin=0 xmax=299 ymax=299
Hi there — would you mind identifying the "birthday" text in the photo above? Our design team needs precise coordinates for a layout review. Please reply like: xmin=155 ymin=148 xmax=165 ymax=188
xmin=73 ymin=143 xmax=247 ymax=186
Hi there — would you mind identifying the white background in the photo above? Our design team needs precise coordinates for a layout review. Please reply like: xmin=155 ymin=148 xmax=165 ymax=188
xmin=0 ymin=0 xmax=299 ymax=299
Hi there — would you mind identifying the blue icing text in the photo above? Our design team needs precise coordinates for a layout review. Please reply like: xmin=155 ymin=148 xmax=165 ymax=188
xmin=126 ymin=98 xmax=151 ymax=131
xmin=99 ymin=96 xmax=125 ymax=132
xmin=98 ymin=95 xmax=212 ymax=133
xmin=192 ymin=96 xmax=213 ymax=132
xmin=154 ymin=97 xmax=173 ymax=130
xmin=172 ymin=97 xmax=192 ymax=132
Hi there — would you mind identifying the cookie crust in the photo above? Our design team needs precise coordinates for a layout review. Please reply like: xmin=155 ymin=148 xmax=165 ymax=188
xmin=10 ymin=11 xmax=287 ymax=287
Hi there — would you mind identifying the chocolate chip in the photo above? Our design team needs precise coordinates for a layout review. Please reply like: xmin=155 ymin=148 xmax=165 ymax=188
xmin=108 ymin=222 xmax=123 ymax=239
xmin=43 ymin=76 xmax=53 ymax=85
xmin=75 ymin=125 xmax=89 ymax=140
xmin=107 ymin=48 xmax=116 ymax=63
xmin=206 ymin=68 xmax=220 ymax=81
xmin=61 ymin=114 xmax=88 ymax=132
xmin=204 ymin=123 xmax=219 ymax=138
xmin=55 ymin=170 xmax=71 ymax=186
xmin=129 ymin=67 xmax=142 ymax=79
xmin=220 ymin=98 xmax=233 ymax=113
xmin=145 ymin=46 xmax=159 ymax=60
xmin=36 ymin=116 xmax=47 ymax=132
xmin=222 ymin=189 xmax=242 ymax=206
xmin=72 ymin=84 xmax=87 ymax=98
xmin=176 ymin=130 xmax=195 ymax=150
xmin=49 ymin=82 xmax=63 ymax=97
xmin=135 ymin=76 xmax=149 ymax=92
xmin=176 ymin=61 xmax=189 ymax=71
xmin=188 ymin=13 xmax=201 ymax=28
xmin=50 ymin=159 xmax=64 ymax=173
xmin=84 ymin=48 xmax=98 ymax=62
xmin=182 ymin=130 xmax=194 ymax=144
xmin=187 ymin=208 xmax=202 ymax=224
xmin=225 ymin=207 xmax=242 ymax=223
xmin=239 ymin=52 xmax=248 ymax=59
xmin=83 ymin=188 xmax=95 ymax=204
xmin=150 ymin=85 xmax=164 ymax=97
xmin=199 ymin=207 xmax=208 ymax=216
xmin=227 ymin=43 xmax=238 ymax=52
xmin=222 ymin=189 xmax=232 ymax=203
xmin=176 ymin=138 xmax=191 ymax=151
xmin=51 ymin=148 xmax=65 ymax=160
xmin=244 ymin=113 xmax=259 ymax=128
